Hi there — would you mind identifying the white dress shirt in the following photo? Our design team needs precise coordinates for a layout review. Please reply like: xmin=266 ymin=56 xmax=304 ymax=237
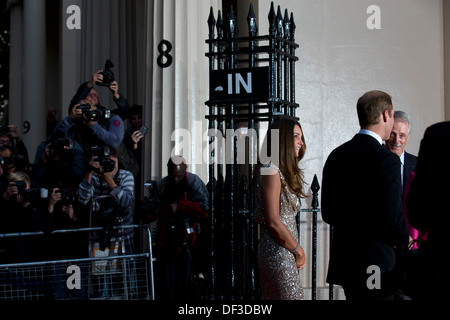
xmin=399 ymin=151 xmax=405 ymax=188
xmin=358 ymin=129 xmax=383 ymax=145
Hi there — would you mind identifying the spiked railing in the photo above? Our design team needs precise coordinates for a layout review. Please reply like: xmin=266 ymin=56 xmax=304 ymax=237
xmin=205 ymin=2 xmax=308 ymax=300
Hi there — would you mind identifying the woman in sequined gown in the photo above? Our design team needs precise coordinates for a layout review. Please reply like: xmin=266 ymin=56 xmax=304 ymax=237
xmin=254 ymin=118 xmax=307 ymax=300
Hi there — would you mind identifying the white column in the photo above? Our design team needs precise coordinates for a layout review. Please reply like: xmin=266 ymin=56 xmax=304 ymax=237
xmin=142 ymin=0 xmax=221 ymax=183
xmin=22 ymin=0 xmax=46 ymax=156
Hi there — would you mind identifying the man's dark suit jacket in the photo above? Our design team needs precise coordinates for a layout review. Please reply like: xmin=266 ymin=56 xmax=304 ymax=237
xmin=403 ymin=151 xmax=417 ymax=194
xmin=406 ymin=121 xmax=450 ymax=299
xmin=321 ymin=133 xmax=409 ymax=288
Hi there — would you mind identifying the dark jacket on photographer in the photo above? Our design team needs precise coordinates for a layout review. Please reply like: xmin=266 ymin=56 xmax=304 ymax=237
xmin=77 ymin=168 xmax=135 ymax=252
xmin=55 ymin=111 xmax=124 ymax=154
xmin=41 ymin=195 xmax=89 ymax=261
xmin=32 ymin=134 xmax=85 ymax=187
xmin=0 ymin=188 xmax=46 ymax=263
xmin=156 ymin=172 xmax=209 ymax=253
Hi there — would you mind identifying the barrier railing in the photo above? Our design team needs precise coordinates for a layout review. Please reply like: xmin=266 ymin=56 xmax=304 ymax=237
xmin=0 ymin=225 xmax=155 ymax=300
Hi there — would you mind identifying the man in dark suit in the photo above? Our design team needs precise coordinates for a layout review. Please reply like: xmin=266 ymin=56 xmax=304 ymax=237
xmin=385 ymin=111 xmax=417 ymax=194
xmin=385 ymin=110 xmax=418 ymax=299
xmin=406 ymin=121 xmax=450 ymax=300
xmin=321 ymin=91 xmax=409 ymax=300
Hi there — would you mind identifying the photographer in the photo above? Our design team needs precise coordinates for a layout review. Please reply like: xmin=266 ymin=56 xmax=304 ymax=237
xmin=125 ymin=105 xmax=145 ymax=160
xmin=0 ymin=172 xmax=45 ymax=263
xmin=43 ymin=186 xmax=88 ymax=300
xmin=77 ymin=146 xmax=135 ymax=254
xmin=33 ymin=131 xmax=88 ymax=260
xmin=0 ymin=144 xmax=15 ymax=193
xmin=54 ymin=99 xmax=124 ymax=159
xmin=34 ymin=131 xmax=89 ymax=299
xmin=154 ymin=156 xmax=209 ymax=301
xmin=46 ymin=187 xmax=86 ymax=234
xmin=32 ymin=131 xmax=85 ymax=188
xmin=121 ymin=104 xmax=145 ymax=195
xmin=69 ymin=63 xmax=130 ymax=121
xmin=0 ymin=125 xmax=30 ymax=173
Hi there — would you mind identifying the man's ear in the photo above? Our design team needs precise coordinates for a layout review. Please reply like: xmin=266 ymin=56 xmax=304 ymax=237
xmin=382 ymin=109 xmax=390 ymax=123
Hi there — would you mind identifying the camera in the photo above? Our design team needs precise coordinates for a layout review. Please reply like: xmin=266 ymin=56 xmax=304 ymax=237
xmin=0 ymin=156 xmax=14 ymax=166
xmin=96 ymin=60 xmax=115 ymax=87
xmin=144 ymin=180 xmax=158 ymax=193
xmin=78 ymin=104 xmax=111 ymax=122
xmin=56 ymin=187 xmax=77 ymax=206
xmin=49 ymin=138 xmax=73 ymax=159
xmin=13 ymin=181 xmax=42 ymax=202
xmin=92 ymin=196 xmax=122 ymax=251
xmin=138 ymin=180 xmax=160 ymax=223
xmin=88 ymin=145 xmax=116 ymax=173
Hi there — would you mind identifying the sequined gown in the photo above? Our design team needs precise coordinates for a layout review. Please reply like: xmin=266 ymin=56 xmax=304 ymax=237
xmin=255 ymin=164 xmax=303 ymax=300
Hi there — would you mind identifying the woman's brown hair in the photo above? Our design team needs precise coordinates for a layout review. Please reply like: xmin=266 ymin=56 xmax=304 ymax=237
xmin=257 ymin=117 xmax=307 ymax=198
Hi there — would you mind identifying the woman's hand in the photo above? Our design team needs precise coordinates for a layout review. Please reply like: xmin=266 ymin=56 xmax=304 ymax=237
xmin=294 ymin=245 xmax=306 ymax=270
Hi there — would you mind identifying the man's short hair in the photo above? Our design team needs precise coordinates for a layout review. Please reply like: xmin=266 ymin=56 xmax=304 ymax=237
xmin=8 ymin=171 xmax=31 ymax=186
xmin=394 ymin=110 xmax=412 ymax=134
xmin=357 ymin=90 xmax=393 ymax=127
xmin=129 ymin=104 xmax=143 ymax=117
xmin=109 ymin=146 xmax=118 ymax=158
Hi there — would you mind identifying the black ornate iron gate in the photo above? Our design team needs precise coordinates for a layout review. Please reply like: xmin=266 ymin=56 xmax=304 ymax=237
xmin=205 ymin=1 xmax=301 ymax=300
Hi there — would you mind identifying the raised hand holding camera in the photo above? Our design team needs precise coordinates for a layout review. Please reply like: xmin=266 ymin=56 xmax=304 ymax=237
xmin=88 ymin=146 xmax=115 ymax=173
xmin=96 ymin=60 xmax=115 ymax=87
xmin=69 ymin=102 xmax=83 ymax=122
xmin=88 ymin=69 xmax=103 ymax=89
xmin=109 ymin=81 xmax=120 ymax=100
xmin=87 ymin=61 xmax=119 ymax=100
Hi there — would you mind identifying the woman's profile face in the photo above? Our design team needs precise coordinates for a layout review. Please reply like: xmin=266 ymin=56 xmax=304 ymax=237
xmin=293 ymin=124 xmax=303 ymax=158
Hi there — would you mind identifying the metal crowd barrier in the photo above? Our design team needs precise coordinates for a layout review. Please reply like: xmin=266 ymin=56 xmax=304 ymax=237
xmin=0 ymin=225 xmax=155 ymax=300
